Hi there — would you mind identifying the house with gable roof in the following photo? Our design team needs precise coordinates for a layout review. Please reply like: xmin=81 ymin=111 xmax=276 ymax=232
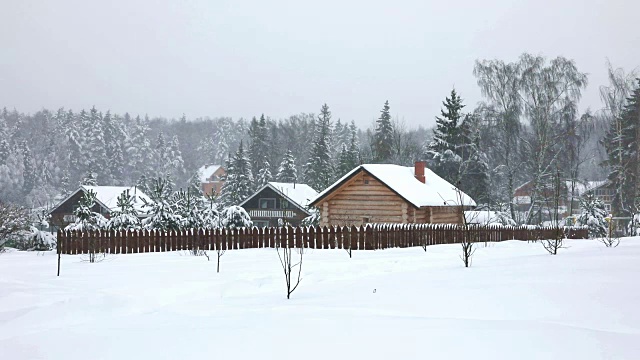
xmin=239 ymin=182 xmax=319 ymax=227
xmin=196 ymin=164 xmax=226 ymax=196
xmin=48 ymin=185 xmax=153 ymax=231
xmin=308 ymin=161 xmax=475 ymax=227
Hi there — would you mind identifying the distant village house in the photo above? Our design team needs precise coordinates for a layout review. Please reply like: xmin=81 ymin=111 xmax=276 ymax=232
xmin=197 ymin=164 xmax=226 ymax=196
xmin=240 ymin=182 xmax=319 ymax=227
xmin=48 ymin=185 xmax=153 ymax=231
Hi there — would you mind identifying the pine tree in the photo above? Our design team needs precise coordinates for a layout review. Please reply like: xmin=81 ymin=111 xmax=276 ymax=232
xmin=107 ymin=189 xmax=142 ymax=230
xmin=256 ymin=160 xmax=272 ymax=187
xmin=188 ymin=169 xmax=204 ymax=198
xmin=21 ymin=141 xmax=36 ymax=196
xmin=172 ymin=189 xmax=204 ymax=230
xmin=304 ymin=103 xmax=334 ymax=191
xmin=168 ymin=135 xmax=185 ymax=184
xmin=126 ymin=115 xmax=154 ymax=184
xmin=202 ymin=195 xmax=220 ymax=228
xmin=373 ymin=100 xmax=394 ymax=162
xmin=277 ymin=149 xmax=298 ymax=183
xmin=141 ymin=177 xmax=182 ymax=230
xmin=219 ymin=141 xmax=254 ymax=206
xmin=65 ymin=189 xmax=108 ymax=231
xmin=103 ymin=111 xmax=126 ymax=185
xmin=577 ymin=193 xmax=609 ymax=238
xmin=81 ymin=170 xmax=98 ymax=186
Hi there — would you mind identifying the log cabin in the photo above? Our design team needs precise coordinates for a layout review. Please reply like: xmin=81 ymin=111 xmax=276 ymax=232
xmin=309 ymin=161 xmax=475 ymax=227
xmin=239 ymin=182 xmax=318 ymax=227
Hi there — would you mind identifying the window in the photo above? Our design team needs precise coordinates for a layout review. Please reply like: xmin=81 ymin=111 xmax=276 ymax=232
xmin=362 ymin=217 xmax=370 ymax=224
xmin=259 ymin=198 xmax=276 ymax=209
xmin=364 ymin=180 xmax=370 ymax=185
xmin=281 ymin=199 xmax=289 ymax=209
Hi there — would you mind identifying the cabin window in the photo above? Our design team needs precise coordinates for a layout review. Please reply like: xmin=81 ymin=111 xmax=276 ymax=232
xmin=364 ymin=180 xmax=370 ymax=185
xmin=259 ymin=198 xmax=276 ymax=209
xmin=362 ymin=217 xmax=370 ymax=224
xmin=281 ymin=199 xmax=289 ymax=209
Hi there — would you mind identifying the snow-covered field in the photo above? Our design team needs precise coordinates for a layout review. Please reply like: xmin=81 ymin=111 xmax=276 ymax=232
xmin=1 ymin=239 xmax=640 ymax=360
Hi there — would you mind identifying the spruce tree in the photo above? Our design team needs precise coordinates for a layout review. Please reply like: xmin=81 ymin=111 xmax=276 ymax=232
xmin=277 ymin=149 xmax=298 ymax=183
xmin=427 ymin=89 xmax=467 ymax=185
xmin=0 ymin=139 xmax=9 ymax=166
xmin=219 ymin=141 xmax=254 ymax=206
xmin=577 ymin=193 xmax=609 ymax=238
xmin=21 ymin=141 xmax=36 ymax=196
xmin=304 ymin=103 xmax=334 ymax=191
xmin=107 ymin=189 xmax=142 ymax=230
xmin=429 ymin=88 xmax=465 ymax=155
xmin=248 ymin=115 xmax=268 ymax=179
xmin=87 ymin=107 xmax=107 ymax=181
xmin=256 ymin=160 xmax=272 ymax=187
xmin=141 ymin=177 xmax=182 ymax=230
xmin=337 ymin=143 xmax=352 ymax=178
xmin=373 ymin=100 xmax=394 ymax=162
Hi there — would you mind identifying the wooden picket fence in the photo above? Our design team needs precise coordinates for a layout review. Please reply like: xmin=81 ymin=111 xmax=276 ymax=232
xmin=56 ymin=224 xmax=588 ymax=255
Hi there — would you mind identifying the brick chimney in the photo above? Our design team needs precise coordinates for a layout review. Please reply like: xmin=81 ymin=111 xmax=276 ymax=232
xmin=414 ymin=161 xmax=426 ymax=183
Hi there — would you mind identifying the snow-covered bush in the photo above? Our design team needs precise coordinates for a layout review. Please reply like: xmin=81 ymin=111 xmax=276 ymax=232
xmin=493 ymin=203 xmax=516 ymax=226
xmin=107 ymin=190 xmax=141 ymax=230
xmin=576 ymin=193 xmax=608 ymax=238
xmin=220 ymin=206 xmax=252 ymax=230
xmin=12 ymin=226 xmax=56 ymax=251
xmin=0 ymin=202 xmax=32 ymax=250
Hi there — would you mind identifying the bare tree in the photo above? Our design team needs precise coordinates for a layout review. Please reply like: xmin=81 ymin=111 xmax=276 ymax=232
xmin=216 ymin=229 xmax=227 ymax=273
xmin=275 ymin=229 xmax=303 ymax=299
xmin=541 ymin=169 xmax=564 ymax=255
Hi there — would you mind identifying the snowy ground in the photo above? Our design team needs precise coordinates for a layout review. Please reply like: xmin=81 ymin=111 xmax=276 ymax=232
xmin=1 ymin=239 xmax=640 ymax=360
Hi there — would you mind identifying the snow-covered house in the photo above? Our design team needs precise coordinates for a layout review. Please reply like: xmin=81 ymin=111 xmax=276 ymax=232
xmin=513 ymin=180 xmax=607 ymax=218
xmin=309 ymin=161 xmax=476 ymax=227
xmin=48 ymin=185 xmax=153 ymax=231
xmin=239 ymin=182 xmax=318 ymax=227
xmin=196 ymin=164 xmax=226 ymax=196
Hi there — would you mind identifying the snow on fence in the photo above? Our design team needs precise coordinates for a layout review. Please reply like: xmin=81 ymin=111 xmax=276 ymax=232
xmin=56 ymin=224 xmax=588 ymax=255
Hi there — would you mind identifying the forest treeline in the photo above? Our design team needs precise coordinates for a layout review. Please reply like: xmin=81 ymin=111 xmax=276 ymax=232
xmin=1 ymin=53 xmax=638 ymax=223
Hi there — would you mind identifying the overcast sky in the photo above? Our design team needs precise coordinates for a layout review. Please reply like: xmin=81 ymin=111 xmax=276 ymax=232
xmin=1 ymin=0 xmax=638 ymax=128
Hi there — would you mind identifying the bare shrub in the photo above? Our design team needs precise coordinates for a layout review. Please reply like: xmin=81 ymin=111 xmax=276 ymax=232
xmin=276 ymin=231 xmax=303 ymax=299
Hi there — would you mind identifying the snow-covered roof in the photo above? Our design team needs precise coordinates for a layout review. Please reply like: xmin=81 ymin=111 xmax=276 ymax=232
xmin=82 ymin=186 xmax=152 ymax=213
xmin=268 ymin=182 xmax=319 ymax=209
xmin=311 ymin=164 xmax=476 ymax=208
xmin=239 ymin=182 xmax=319 ymax=215
xmin=49 ymin=185 xmax=153 ymax=215
xmin=566 ymin=181 xmax=606 ymax=197
xmin=198 ymin=164 xmax=223 ymax=182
